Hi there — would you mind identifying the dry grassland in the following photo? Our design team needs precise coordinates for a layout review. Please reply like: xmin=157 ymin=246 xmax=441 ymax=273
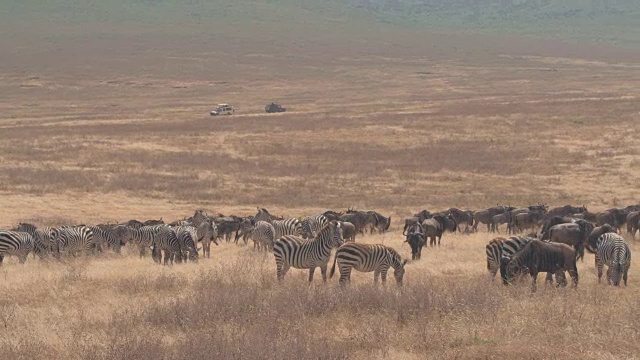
xmin=0 ymin=18 xmax=639 ymax=359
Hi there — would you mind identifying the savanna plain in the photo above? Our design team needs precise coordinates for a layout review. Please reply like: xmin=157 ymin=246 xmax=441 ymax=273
xmin=1 ymin=2 xmax=640 ymax=359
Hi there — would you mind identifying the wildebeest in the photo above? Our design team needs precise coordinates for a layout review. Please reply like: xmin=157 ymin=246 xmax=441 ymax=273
xmin=513 ymin=210 xmax=546 ymax=233
xmin=491 ymin=212 xmax=511 ymax=234
xmin=596 ymin=208 xmax=626 ymax=232
xmin=626 ymin=211 xmax=640 ymax=237
xmin=586 ymin=224 xmax=616 ymax=246
xmin=539 ymin=216 xmax=575 ymax=240
xmin=505 ymin=240 xmax=579 ymax=292
xmin=403 ymin=210 xmax=432 ymax=235
xmin=447 ymin=208 xmax=474 ymax=233
xmin=546 ymin=205 xmax=588 ymax=220
xmin=473 ymin=206 xmax=513 ymax=232
xmin=339 ymin=213 xmax=366 ymax=235
xmin=404 ymin=223 xmax=425 ymax=260
xmin=573 ymin=210 xmax=597 ymax=223
xmin=339 ymin=221 xmax=357 ymax=242
xmin=421 ymin=214 xmax=456 ymax=247
xmin=548 ymin=219 xmax=594 ymax=261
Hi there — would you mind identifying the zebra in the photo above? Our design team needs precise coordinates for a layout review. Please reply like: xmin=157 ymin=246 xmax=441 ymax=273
xmin=273 ymin=221 xmax=344 ymax=283
xmin=252 ymin=221 xmax=276 ymax=252
xmin=197 ymin=220 xmax=218 ymax=258
xmin=329 ymin=242 xmax=408 ymax=286
xmin=126 ymin=225 xmax=166 ymax=257
xmin=14 ymin=223 xmax=53 ymax=256
xmin=89 ymin=225 xmax=127 ymax=254
xmin=51 ymin=226 xmax=95 ymax=257
xmin=174 ymin=226 xmax=199 ymax=262
xmin=301 ymin=214 xmax=328 ymax=239
xmin=0 ymin=231 xmax=38 ymax=265
xmin=272 ymin=218 xmax=304 ymax=241
xmin=151 ymin=226 xmax=182 ymax=265
xmin=586 ymin=232 xmax=631 ymax=286
xmin=485 ymin=237 xmax=506 ymax=281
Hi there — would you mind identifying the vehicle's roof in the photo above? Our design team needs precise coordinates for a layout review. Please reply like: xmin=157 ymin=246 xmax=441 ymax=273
xmin=217 ymin=103 xmax=230 ymax=106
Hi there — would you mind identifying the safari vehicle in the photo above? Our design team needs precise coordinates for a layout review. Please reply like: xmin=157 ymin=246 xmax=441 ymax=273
xmin=210 ymin=104 xmax=234 ymax=116
xmin=265 ymin=102 xmax=286 ymax=113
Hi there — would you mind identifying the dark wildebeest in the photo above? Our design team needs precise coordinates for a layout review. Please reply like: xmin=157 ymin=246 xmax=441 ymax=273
xmin=514 ymin=210 xmax=547 ymax=234
xmin=447 ymin=208 xmax=474 ymax=233
xmin=122 ymin=219 xmax=144 ymax=229
xmin=539 ymin=216 xmax=576 ymax=240
xmin=339 ymin=213 xmax=366 ymax=235
xmin=626 ymin=211 xmax=640 ymax=237
xmin=491 ymin=212 xmax=511 ymax=234
xmin=573 ymin=211 xmax=597 ymax=223
xmin=234 ymin=216 xmax=255 ymax=245
xmin=596 ymin=208 xmax=626 ymax=232
xmin=548 ymin=219 xmax=595 ymax=261
xmin=322 ymin=210 xmax=343 ymax=221
xmin=339 ymin=221 xmax=357 ymax=242
xmin=345 ymin=209 xmax=376 ymax=234
xmin=403 ymin=210 xmax=433 ymax=235
xmin=405 ymin=223 xmax=426 ymax=260
xmin=143 ymin=218 xmax=164 ymax=226
xmin=214 ymin=216 xmax=242 ymax=243
xmin=422 ymin=214 xmax=457 ymax=247
xmin=586 ymin=224 xmax=616 ymax=246
xmin=545 ymin=205 xmax=588 ymax=220
xmin=473 ymin=206 xmax=513 ymax=232
xmin=367 ymin=211 xmax=391 ymax=233
xmin=505 ymin=240 xmax=579 ymax=292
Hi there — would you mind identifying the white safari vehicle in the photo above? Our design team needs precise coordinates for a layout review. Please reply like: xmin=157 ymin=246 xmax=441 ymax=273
xmin=210 ymin=103 xmax=234 ymax=116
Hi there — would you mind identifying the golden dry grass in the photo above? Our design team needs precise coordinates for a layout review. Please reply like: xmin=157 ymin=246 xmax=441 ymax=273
xmin=1 ymin=12 xmax=640 ymax=359
xmin=2 ymin=232 xmax=640 ymax=359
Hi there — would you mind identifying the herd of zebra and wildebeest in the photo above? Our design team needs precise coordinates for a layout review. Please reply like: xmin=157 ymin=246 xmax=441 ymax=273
xmin=1 ymin=204 xmax=639 ymax=290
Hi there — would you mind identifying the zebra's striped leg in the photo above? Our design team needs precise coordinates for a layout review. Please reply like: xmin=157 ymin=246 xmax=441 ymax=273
xmin=381 ymin=269 xmax=388 ymax=285
xmin=596 ymin=255 xmax=603 ymax=283
xmin=0 ymin=255 xmax=3 ymax=266
xmin=320 ymin=265 xmax=328 ymax=283
xmin=606 ymin=267 xmax=612 ymax=285
xmin=308 ymin=267 xmax=316 ymax=283
xmin=339 ymin=267 xmax=351 ymax=286
xmin=623 ymin=267 xmax=629 ymax=286
xmin=374 ymin=270 xmax=380 ymax=284
xmin=276 ymin=263 xmax=289 ymax=282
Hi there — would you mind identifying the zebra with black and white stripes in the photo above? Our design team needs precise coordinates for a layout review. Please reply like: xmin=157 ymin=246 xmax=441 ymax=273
xmin=485 ymin=237 xmax=506 ymax=281
xmin=272 ymin=218 xmax=304 ymax=240
xmin=151 ymin=226 xmax=182 ymax=265
xmin=197 ymin=220 xmax=218 ymax=258
xmin=586 ymin=232 xmax=631 ymax=286
xmin=14 ymin=223 xmax=53 ymax=256
xmin=89 ymin=225 xmax=128 ymax=254
xmin=273 ymin=221 xmax=344 ymax=283
xmin=174 ymin=226 xmax=198 ymax=262
xmin=51 ymin=226 xmax=95 ymax=257
xmin=0 ymin=231 xmax=38 ymax=265
xmin=301 ymin=214 xmax=328 ymax=239
xmin=126 ymin=225 xmax=165 ymax=258
xmin=252 ymin=221 xmax=276 ymax=252
xmin=329 ymin=242 xmax=407 ymax=286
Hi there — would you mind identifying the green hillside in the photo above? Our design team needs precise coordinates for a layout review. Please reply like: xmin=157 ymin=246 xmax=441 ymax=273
xmin=1 ymin=0 xmax=638 ymax=47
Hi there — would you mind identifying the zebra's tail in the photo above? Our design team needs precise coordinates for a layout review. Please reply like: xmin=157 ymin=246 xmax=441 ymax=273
xmin=329 ymin=254 xmax=338 ymax=279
